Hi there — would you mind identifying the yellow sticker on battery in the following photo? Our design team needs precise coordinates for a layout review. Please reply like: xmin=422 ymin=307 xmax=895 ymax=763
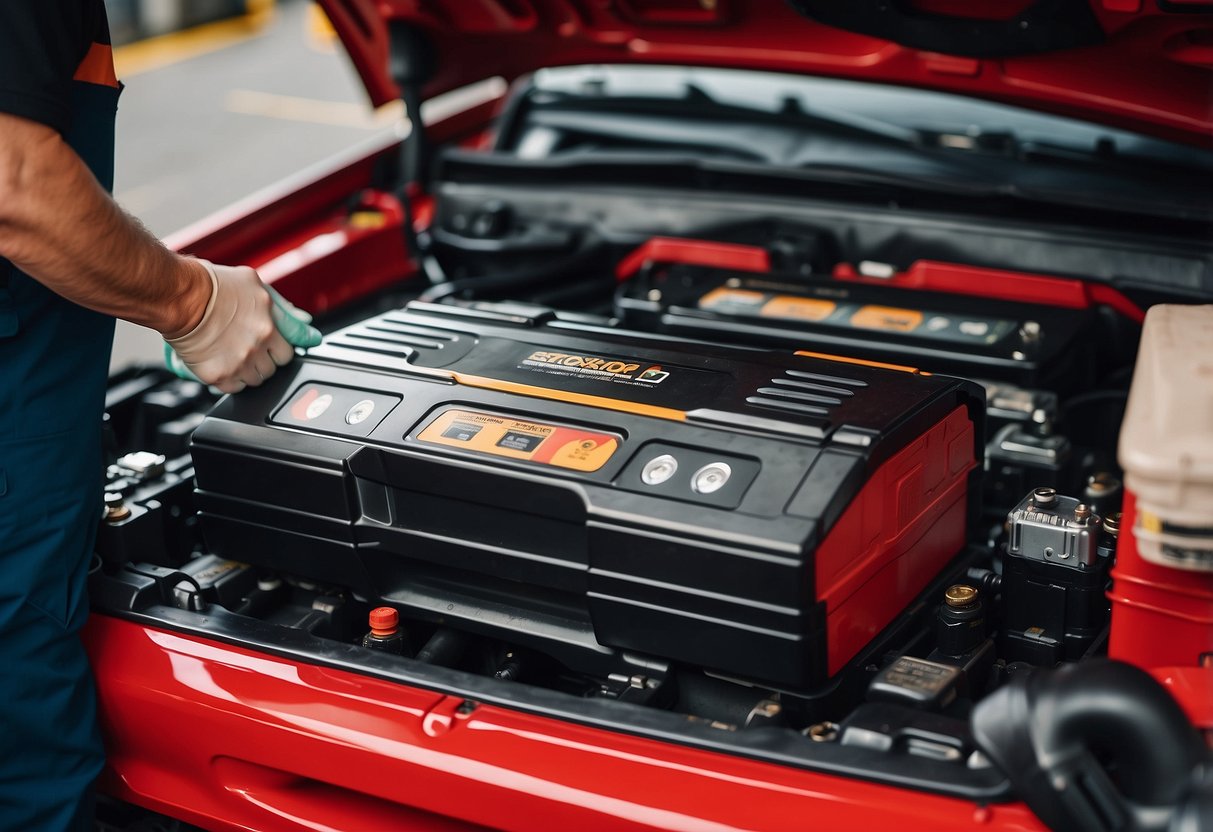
xmin=698 ymin=287 xmax=767 ymax=310
xmin=417 ymin=409 xmax=619 ymax=472
xmin=759 ymin=295 xmax=836 ymax=322
xmin=850 ymin=305 xmax=924 ymax=332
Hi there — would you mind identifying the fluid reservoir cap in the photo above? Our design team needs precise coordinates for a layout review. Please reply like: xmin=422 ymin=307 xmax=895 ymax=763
xmin=369 ymin=606 xmax=399 ymax=637
xmin=944 ymin=585 xmax=979 ymax=608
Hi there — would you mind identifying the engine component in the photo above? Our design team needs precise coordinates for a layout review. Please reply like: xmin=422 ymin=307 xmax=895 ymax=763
xmin=617 ymin=263 xmax=1084 ymax=517
xmin=868 ymin=656 xmax=964 ymax=710
xmin=97 ymin=372 xmax=212 ymax=568
xmin=115 ymin=451 xmax=166 ymax=480
xmin=926 ymin=584 xmax=996 ymax=698
xmin=1082 ymin=471 xmax=1122 ymax=522
xmin=933 ymin=584 xmax=985 ymax=657
xmin=981 ymin=381 xmax=1058 ymax=433
xmin=96 ymin=492 xmax=165 ymax=568
xmin=984 ymin=424 xmax=1071 ymax=517
xmin=1001 ymin=488 xmax=1112 ymax=665
xmin=1007 ymin=488 xmax=1100 ymax=569
xmin=96 ymin=450 xmax=197 ymax=568
xmin=176 ymin=555 xmax=254 ymax=610
xmin=616 ymin=264 xmax=1095 ymax=387
xmin=190 ymin=301 xmax=982 ymax=691
xmin=362 ymin=607 xmax=408 ymax=655
xmin=839 ymin=702 xmax=970 ymax=762
xmin=972 ymin=660 xmax=1207 ymax=832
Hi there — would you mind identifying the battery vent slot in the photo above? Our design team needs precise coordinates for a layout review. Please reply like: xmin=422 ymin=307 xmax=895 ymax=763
xmin=312 ymin=312 xmax=477 ymax=369
xmin=335 ymin=317 xmax=459 ymax=354
xmin=745 ymin=370 xmax=861 ymax=417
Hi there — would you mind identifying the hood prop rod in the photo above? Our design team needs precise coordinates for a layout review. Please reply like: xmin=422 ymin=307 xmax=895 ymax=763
xmin=389 ymin=22 xmax=446 ymax=285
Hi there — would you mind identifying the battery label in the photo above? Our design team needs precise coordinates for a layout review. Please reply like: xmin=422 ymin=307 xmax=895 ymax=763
xmin=497 ymin=431 xmax=544 ymax=452
xmin=444 ymin=337 xmax=730 ymax=412
xmin=519 ymin=349 xmax=671 ymax=387
xmin=417 ymin=409 xmax=619 ymax=472
xmin=760 ymin=295 xmax=836 ymax=322
xmin=697 ymin=285 xmax=1016 ymax=346
xmin=850 ymin=305 xmax=924 ymax=333
xmin=700 ymin=287 xmax=767 ymax=311
xmin=441 ymin=421 xmax=482 ymax=442
xmin=702 ymin=288 xmax=836 ymax=322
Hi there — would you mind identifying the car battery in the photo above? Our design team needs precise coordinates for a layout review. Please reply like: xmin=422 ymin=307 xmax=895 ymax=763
xmin=191 ymin=301 xmax=983 ymax=691
xmin=616 ymin=264 xmax=1095 ymax=387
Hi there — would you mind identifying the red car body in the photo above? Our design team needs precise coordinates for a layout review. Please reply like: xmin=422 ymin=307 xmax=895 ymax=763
xmin=86 ymin=2 xmax=1213 ymax=829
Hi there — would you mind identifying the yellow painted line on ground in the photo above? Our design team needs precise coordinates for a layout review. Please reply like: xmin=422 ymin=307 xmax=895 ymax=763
xmin=225 ymin=89 xmax=404 ymax=129
xmin=113 ymin=3 xmax=276 ymax=79
xmin=306 ymin=3 xmax=340 ymax=54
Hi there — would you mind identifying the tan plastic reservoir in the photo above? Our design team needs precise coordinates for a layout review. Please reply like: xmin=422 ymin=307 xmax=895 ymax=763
xmin=1118 ymin=304 xmax=1213 ymax=572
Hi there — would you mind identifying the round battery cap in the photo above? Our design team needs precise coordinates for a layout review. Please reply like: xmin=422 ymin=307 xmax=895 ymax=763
xmin=305 ymin=392 xmax=333 ymax=420
xmin=692 ymin=462 xmax=732 ymax=494
xmin=641 ymin=454 xmax=678 ymax=485
xmin=345 ymin=399 xmax=376 ymax=426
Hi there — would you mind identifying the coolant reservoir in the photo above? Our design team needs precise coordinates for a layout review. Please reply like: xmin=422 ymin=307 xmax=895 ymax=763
xmin=1110 ymin=305 xmax=1213 ymax=670
xmin=1119 ymin=304 xmax=1213 ymax=571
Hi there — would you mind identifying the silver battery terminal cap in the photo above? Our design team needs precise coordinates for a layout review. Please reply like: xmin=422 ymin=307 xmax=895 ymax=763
xmin=641 ymin=454 xmax=679 ymax=486
xmin=692 ymin=462 xmax=732 ymax=494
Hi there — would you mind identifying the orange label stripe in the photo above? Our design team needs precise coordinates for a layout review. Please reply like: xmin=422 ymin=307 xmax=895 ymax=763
xmin=794 ymin=350 xmax=926 ymax=375
xmin=451 ymin=372 xmax=687 ymax=422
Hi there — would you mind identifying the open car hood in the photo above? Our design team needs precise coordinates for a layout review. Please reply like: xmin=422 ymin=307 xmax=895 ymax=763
xmin=318 ymin=0 xmax=1212 ymax=147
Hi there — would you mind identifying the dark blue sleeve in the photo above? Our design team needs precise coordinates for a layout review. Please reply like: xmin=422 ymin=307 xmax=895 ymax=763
xmin=0 ymin=1 xmax=98 ymax=133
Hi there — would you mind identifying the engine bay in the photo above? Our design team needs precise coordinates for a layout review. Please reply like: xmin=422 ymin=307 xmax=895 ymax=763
xmin=90 ymin=66 xmax=1213 ymax=823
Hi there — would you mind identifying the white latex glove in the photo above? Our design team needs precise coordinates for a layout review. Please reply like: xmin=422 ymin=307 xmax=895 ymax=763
xmin=164 ymin=260 xmax=319 ymax=394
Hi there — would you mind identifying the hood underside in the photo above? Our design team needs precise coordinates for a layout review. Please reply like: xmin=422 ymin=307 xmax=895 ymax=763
xmin=318 ymin=0 xmax=1213 ymax=148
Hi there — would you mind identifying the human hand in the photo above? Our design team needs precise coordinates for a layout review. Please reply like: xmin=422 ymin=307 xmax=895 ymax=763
xmin=162 ymin=260 xmax=321 ymax=393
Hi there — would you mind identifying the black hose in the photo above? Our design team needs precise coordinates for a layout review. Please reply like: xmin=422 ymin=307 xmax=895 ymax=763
xmin=415 ymin=628 xmax=468 ymax=668
xmin=1059 ymin=389 xmax=1129 ymax=421
xmin=417 ymin=234 xmax=609 ymax=303
xmin=972 ymin=659 xmax=1206 ymax=832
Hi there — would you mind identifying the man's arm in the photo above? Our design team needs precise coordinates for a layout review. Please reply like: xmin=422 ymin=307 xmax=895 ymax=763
xmin=0 ymin=111 xmax=315 ymax=392
xmin=0 ymin=112 xmax=210 ymax=337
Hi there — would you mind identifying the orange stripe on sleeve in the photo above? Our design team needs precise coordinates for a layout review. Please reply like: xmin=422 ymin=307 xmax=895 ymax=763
xmin=73 ymin=43 xmax=119 ymax=88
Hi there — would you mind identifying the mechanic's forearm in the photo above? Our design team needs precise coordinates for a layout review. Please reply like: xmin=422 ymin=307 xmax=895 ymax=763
xmin=0 ymin=115 xmax=209 ymax=337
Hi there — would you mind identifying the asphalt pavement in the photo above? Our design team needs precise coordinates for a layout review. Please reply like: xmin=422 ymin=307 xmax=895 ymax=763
xmin=110 ymin=0 xmax=399 ymax=369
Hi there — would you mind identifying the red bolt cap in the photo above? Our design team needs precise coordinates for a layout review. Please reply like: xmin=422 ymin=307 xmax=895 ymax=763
xmin=369 ymin=606 xmax=399 ymax=637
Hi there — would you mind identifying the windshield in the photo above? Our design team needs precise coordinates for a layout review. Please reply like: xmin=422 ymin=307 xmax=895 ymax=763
xmin=495 ymin=65 xmax=1213 ymax=222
